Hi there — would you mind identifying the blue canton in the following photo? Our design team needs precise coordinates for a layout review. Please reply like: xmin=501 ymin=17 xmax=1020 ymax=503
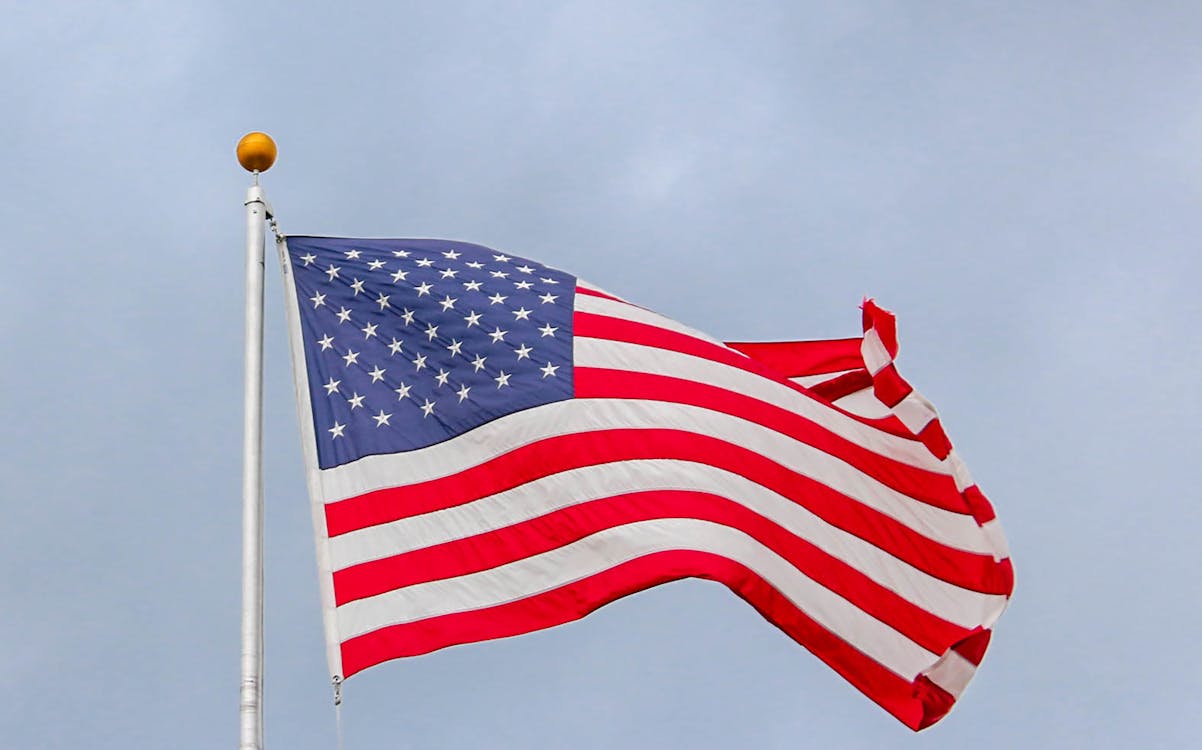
xmin=286 ymin=237 xmax=576 ymax=469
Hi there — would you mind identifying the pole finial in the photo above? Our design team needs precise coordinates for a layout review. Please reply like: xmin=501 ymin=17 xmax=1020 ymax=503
xmin=237 ymin=132 xmax=277 ymax=173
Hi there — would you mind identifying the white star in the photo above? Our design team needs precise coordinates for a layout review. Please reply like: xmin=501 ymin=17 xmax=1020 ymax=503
xmin=516 ymin=264 xmax=534 ymax=274
xmin=490 ymin=270 xmax=510 ymax=279
xmin=328 ymin=421 xmax=346 ymax=439
xmin=394 ymin=382 xmax=412 ymax=400
xmin=442 ymin=249 xmax=461 ymax=260
xmin=494 ymin=370 xmax=511 ymax=388
xmin=299 ymin=253 xmax=316 ymax=266
xmin=538 ymin=323 xmax=558 ymax=337
xmin=373 ymin=294 xmax=389 ymax=311
xmin=347 ymin=392 xmax=365 ymax=410
xmin=372 ymin=409 xmax=392 ymax=427
xmin=368 ymin=365 xmax=386 ymax=383
xmin=390 ymin=269 xmax=409 ymax=283
xmin=539 ymin=292 xmax=558 ymax=305
xmin=367 ymin=259 xmax=386 ymax=270
xmin=342 ymin=349 xmax=360 ymax=366
xmin=317 ymin=334 xmax=335 ymax=351
xmin=413 ymin=353 xmax=427 ymax=371
xmin=310 ymin=292 xmax=326 ymax=308
xmin=446 ymin=339 xmax=463 ymax=356
xmin=514 ymin=343 xmax=533 ymax=360
xmin=361 ymin=322 xmax=378 ymax=339
xmin=514 ymin=280 xmax=533 ymax=290
xmin=435 ymin=369 xmax=450 ymax=387
xmin=344 ymin=249 xmax=362 ymax=259
xmin=415 ymin=282 xmax=433 ymax=297
xmin=336 ymin=307 xmax=352 ymax=324
xmin=420 ymin=399 xmax=436 ymax=418
xmin=400 ymin=308 xmax=415 ymax=325
xmin=541 ymin=277 xmax=558 ymax=284
xmin=425 ymin=323 xmax=439 ymax=341
xmin=415 ymin=257 xmax=435 ymax=268
xmin=463 ymin=280 xmax=483 ymax=292
xmin=392 ymin=250 xmax=410 ymax=258
xmin=439 ymin=295 xmax=458 ymax=311
xmin=456 ymin=384 xmax=471 ymax=402
xmin=350 ymin=278 xmax=365 ymax=295
xmin=489 ymin=327 xmax=508 ymax=343
xmin=471 ymin=354 xmax=487 ymax=372
xmin=512 ymin=307 xmax=532 ymax=321
xmin=465 ymin=261 xmax=485 ymax=269
xmin=388 ymin=338 xmax=404 ymax=356
xmin=488 ymin=293 xmax=508 ymax=305
xmin=439 ymin=268 xmax=458 ymax=279
xmin=323 ymin=377 xmax=341 ymax=395
xmin=463 ymin=310 xmax=482 ymax=327
xmin=540 ymin=362 xmax=560 ymax=378
xmin=493 ymin=254 xmax=511 ymax=263
xmin=326 ymin=264 xmax=341 ymax=280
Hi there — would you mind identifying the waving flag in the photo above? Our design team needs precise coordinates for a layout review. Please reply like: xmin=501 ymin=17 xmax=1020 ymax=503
xmin=279 ymin=236 xmax=1013 ymax=730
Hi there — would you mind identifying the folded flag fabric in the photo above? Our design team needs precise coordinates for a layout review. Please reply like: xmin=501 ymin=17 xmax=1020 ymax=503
xmin=279 ymin=236 xmax=1013 ymax=730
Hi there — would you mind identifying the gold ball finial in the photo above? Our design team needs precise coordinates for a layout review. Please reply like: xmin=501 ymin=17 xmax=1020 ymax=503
xmin=237 ymin=132 xmax=277 ymax=173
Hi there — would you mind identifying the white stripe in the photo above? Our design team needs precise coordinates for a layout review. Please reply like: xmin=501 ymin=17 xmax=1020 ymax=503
xmin=576 ymin=291 xmax=730 ymax=348
xmin=577 ymin=279 xmax=624 ymax=300
xmin=893 ymin=391 xmax=937 ymax=434
xmin=577 ymin=295 xmax=947 ymax=473
xmin=948 ymin=451 xmax=975 ymax=492
xmin=861 ymin=328 xmax=892 ymax=376
xmin=922 ymin=648 xmax=977 ymax=699
xmin=833 ymin=389 xmax=893 ymax=419
xmin=329 ymin=459 xmax=1008 ymax=629
xmin=335 ymin=518 xmax=939 ymax=680
xmin=576 ymin=336 xmax=944 ymax=472
xmin=319 ymin=399 xmax=993 ymax=555
xmin=981 ymin=519 xmax=1009 ymax=563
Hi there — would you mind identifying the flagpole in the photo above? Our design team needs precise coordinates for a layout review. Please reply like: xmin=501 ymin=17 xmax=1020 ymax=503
xmin=237 ymin=132 xmax=277 ymax=750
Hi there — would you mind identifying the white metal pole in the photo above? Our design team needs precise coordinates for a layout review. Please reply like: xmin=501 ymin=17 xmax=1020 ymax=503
xmin=240 ymin=179 xmax=268 ymax=750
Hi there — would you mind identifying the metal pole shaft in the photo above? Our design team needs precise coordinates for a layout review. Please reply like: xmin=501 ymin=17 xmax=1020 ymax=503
xmin=240 ymin=183 xmax=267 ymax=750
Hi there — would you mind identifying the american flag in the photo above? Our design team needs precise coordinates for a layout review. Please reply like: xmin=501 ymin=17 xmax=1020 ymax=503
xmin=280 ymin=237 xmax=1013 ymax=731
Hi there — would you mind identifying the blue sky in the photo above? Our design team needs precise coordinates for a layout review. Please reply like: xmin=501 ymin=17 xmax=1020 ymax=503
xmin=2 ymin=2 xmax=1200 ymax=747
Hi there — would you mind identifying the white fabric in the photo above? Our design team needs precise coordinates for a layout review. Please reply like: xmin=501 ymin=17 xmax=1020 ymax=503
xmin=894 ymin=391 xmax=937 ymax=434
xmin=860 ymin=328 xmax=893 ymax=376
xmin=923 ymin=648 xmax=978 ymax=699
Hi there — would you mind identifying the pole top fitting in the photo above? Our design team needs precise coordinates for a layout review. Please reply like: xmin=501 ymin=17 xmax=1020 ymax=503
xmin=237 ymin=132 xmax=277 ymax=173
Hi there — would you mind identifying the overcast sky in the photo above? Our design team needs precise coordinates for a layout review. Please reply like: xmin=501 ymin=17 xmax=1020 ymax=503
xmin=2 ymin=2 xmax=1200 ymax=748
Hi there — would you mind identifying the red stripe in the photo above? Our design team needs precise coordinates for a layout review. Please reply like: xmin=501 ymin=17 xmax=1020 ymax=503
xmin=575 ymin=366 xmax=967 ymax=514
xmin=862 ymin=299 xmax=899 ymax=357
xmin=338 ymin=549 xmax=948 ymax=730
xmin=333 ymin=489 xmax=971 ymax=652
xmin=724 ymin=339 xmax=865 ymax=378
xmin=325 ymin=428 xmax=1012 ymax=595
xmin=807 ymin=369 xmax=874 ymax=403
xmin=917 ymin=420 xmax=952 ymax=461
xmin=871 ymin=363 xmax=912 ymax=408
xmin=962 ymin=486 xmax=996 ymax=525
xmin=951 ymin=628 xmax=992 ymax=666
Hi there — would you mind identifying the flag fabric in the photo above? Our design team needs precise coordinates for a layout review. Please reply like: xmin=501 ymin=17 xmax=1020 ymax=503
xmin=279 ymin=236 xmax=1013 ymax=731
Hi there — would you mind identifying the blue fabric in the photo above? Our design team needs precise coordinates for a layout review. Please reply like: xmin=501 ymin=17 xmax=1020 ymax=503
xmin=286 ymin=237 xmax=575 ymax=469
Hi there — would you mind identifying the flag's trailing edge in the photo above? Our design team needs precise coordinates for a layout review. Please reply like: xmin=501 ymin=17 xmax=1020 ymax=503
xmin=278 ymin=237 xmax=1013 ymax=731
